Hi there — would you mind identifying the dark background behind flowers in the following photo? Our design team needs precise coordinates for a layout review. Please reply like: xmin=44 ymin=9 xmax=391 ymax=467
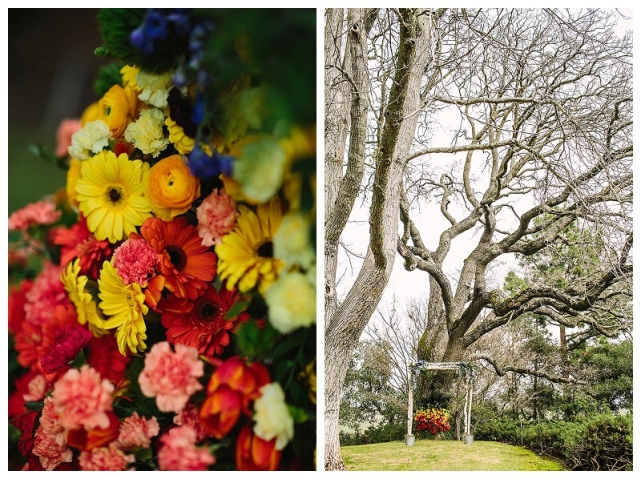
xmin=8 ymin=9 xmax=109 ymax=213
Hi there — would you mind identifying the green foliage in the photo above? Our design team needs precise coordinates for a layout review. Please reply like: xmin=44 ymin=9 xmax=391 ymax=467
xmin=196 ymin=9 xmax=315 ymax=126
xmin=94 ymin=62 xmax=124 ymax=97
xmin=97 ymin=9 xmax=187 ymax=73
xmin=340 ymin=422 xmax=407 ymax=446
xmin=340 ymin=340 xmax=405 ymax=429
xmin=475 ymin=414 xmax=633 ymax=471
xmin=573 ymin=339 xmax=633 ymax=412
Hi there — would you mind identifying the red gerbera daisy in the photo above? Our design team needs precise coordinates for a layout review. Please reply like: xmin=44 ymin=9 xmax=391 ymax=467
xmin=14 ymin=303 xmax=78 ymax=373
xmin=52 ymin=216 xmax=113 ymax=280
xmin=135 ymin=216 xmax=217 ymax=301
xmin=85 ymin=333 xmax=132 ymax=385
xmin=160 ymin=282 xmax=250 ymax=357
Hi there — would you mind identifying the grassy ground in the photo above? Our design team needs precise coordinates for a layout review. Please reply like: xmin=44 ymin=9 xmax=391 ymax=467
xmin=341 ymin=439 xmax=565 ymax=471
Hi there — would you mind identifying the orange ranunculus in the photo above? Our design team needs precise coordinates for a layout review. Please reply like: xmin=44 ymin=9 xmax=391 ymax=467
xmin=81 ymin=102 xmax=100 ymax=125
xmin=97 ymin=84 xmax=138 ymax=138
xmin=199 ymin=357 xmax=270 ymax=438
xmin=236 ymin=424 xmax=281 ymax=471
xmin=66 ymin=411 xmax=120 ymax=451
xmin=147 ymin=155 xmax=201 ymax=221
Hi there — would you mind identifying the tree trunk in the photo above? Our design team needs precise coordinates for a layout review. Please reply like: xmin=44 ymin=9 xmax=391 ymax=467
xmin=324 ymin=9 xmax=434 ymax=470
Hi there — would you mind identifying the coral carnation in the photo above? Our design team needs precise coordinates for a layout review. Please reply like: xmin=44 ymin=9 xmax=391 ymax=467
xmin=116 ymin=411 xmax=160 ymax=450
xmin=138 ymin=342 xmax=203 ymax=413
xmin=112 ymin=238 xmax=159 ymax=286
xmin=8 ymin=200 xmax=61 ymax=231
xmin=157 ymin=426 xmax=215 ymax=471
xmin=55 ymin=118 xmax=82 ymax=157
xmin=52 ymin=365 xmax=114 ymax=431
xmin=78 ymin=444 xmax=135 ymax=471
xmin=196 ymin=189 xmax=237 ymax=246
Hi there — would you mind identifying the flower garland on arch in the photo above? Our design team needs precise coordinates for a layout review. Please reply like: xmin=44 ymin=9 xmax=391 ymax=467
xmin=8 ymin=8 xmax=316 ymax=471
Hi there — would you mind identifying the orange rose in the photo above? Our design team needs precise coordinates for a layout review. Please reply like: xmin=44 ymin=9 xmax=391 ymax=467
xmin=147 ymin=155 xmax=201 ymax=221
xmin=97 ymin=84 xmax=138 ymax=138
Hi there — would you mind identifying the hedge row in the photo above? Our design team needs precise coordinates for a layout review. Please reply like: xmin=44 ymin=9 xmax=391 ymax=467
xmin=474 ymin=414 xmax=632 ymax=471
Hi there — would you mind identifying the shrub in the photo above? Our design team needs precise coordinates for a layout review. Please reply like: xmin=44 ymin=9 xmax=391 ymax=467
xmin=474 ymin=414 xmax=632 ymax=471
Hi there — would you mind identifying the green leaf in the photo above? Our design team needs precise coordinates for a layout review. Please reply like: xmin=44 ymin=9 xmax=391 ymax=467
xmin=225 ymin=298 xmax=251 ymax=320
xmin=287 ymin=404 xmax=313 ymax=424
xmin=25 ymin=401 xmax=45 ymax=412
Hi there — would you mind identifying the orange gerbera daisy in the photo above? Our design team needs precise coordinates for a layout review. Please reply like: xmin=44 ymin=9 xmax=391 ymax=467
xmin=160 ymin=282 xmax=250 ymax=357
xmin=135 ymin=216 xmax=217 ymax=300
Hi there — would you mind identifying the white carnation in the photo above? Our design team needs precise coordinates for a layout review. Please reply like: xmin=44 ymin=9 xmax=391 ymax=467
xmin=136 ymin=71 xmax=174 ymax=108
xmin=68 ymin=120 xmax=110 ymax=160
xmin=252 ymin=383 xmax=294 ymax=450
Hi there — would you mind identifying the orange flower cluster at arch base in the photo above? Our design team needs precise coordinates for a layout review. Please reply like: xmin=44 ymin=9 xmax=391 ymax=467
xmin=199 ymin=356 xmax=279 ymax=470
xmin=414 ymin=408 xmax=452 ymax=435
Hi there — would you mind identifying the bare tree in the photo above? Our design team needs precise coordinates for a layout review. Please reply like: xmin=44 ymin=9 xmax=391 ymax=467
xmin=396 ymin=9 xmax=632 ymax=388
xmin=324 ymin=8 xmax=438 ymax=470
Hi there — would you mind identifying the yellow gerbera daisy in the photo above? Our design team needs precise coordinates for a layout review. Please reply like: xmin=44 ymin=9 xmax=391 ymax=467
xmin=215 ymin=197 xmax=285 ymax=295
xmin=60 ymin=259 xmax=108 ymax=337
xmin=98 ymin=260 xmax=148 ymax=356
xmin=75 ymin=150 xmax=152 ymax=243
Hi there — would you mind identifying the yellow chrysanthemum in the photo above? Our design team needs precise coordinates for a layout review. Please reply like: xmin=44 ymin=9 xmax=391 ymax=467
xmin=98 ymin=261 xmax=148 ymax=356
xmin=165 ymin=115 xmax=196 ymax=155
xmin=120 ymin=65 xmax=140 ymax=90
xmin=66 ymin=158 xmax=82 ymax=209
xmin=60 ymin=259 xmax=108 ymax=337
xmin=75 ymin=150 xmax=152 ymax=243
xmin=215 ymin=197 xmax=285 ymax=295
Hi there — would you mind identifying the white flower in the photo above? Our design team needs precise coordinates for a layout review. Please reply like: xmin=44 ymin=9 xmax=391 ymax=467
xmin=68 ymin=120 xmax=110 ymax=160
xmin=252 ymin=383 xmax=294 ymax=450
xmin=124 ymin=108 xmax=169 ymax=157
xmin=273 ymin=212 xmax=315 ymax=269
xmin=136 ymin=71 xmax=174 ymax=108
xmin=265 ymin=271 xmax=316 ymax=334
xmin=234 ymin=136 xmax=285 ymax=203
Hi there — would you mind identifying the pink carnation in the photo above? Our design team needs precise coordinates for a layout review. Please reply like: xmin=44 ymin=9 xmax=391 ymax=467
xmin=196 ymin=189 xmax=237 ymax=246
xmin=116 ymin=412 xmax=160 ymax=450
xmin=174 ymin=404 xmax=213 ymax=442
xmin=157 ymin=426 xmax=215 ymax=471
xmin=23 ymin=374 xmax=48 ymax=402
xmin=79 ymin=443 xmax=135 ymax=471
xmin=8 ymin=200 xmax=62 ymax=231
xmin=138 ymin=342 xmax=204 ymax=413
xmin=32 ymin=397 xmax=72 ymax=470
xmin=24 ymin=261 xmax=69 ymax=325
xmin=112 ymin=238 xmax=159 ymax=286
xmin=55 ymin=118 xmax=82 ymax=157
xmin=52 ymin=365 xmax=114 ymax=431
xmin=40 ymin=323 xmax=93 ymax=374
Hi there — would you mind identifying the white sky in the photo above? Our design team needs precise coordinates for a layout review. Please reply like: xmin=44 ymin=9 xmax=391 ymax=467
xmin=335 ymin=9 xmax=634 ymax=322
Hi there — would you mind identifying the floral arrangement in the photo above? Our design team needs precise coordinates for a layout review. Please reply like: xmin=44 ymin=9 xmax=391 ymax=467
xmin=8 ymin=8 xmax=316 ymax=471
xmin=413 ymin=408 xmax=451 ymax=436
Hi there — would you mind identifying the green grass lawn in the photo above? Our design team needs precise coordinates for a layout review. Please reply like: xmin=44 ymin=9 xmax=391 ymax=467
xmin=341 ymin=439 xmax=566 ymax=471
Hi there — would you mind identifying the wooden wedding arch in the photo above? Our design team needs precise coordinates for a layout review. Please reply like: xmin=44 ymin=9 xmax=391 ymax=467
xmin=406 ymin=361 xmax=474 ymax=445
